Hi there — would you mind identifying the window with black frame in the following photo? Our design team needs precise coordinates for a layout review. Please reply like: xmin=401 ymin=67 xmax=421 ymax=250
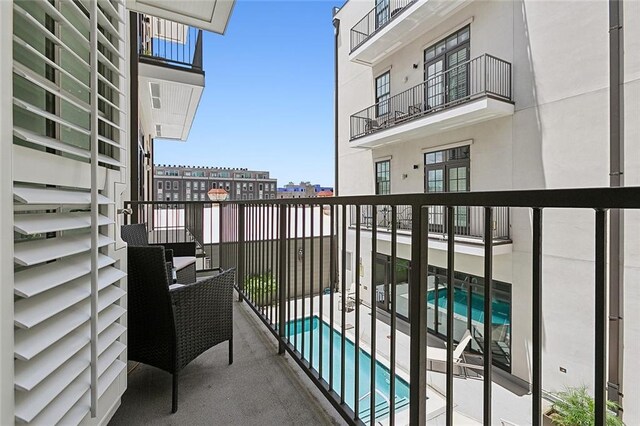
xmin=425 ymin=145 xmax=471 ymax=234
xmin=375 ymin=71 xmax=390 ymax=117
xmin=375 ymin=159 xmax=390 ymax=195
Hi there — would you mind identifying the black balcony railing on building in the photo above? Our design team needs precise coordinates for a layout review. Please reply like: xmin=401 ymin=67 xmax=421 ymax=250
xmin=126 ymin=187 xmax=637 ymax=426
xmin=350 ymin=54 xmax=512 ymax=140
xmin=350 ymin=0 xmax=417 ymax=51
xmin=138 ymin=14 xmax=203 ymax=72
xmin=351 ymin=204 xmax=510 ymax=241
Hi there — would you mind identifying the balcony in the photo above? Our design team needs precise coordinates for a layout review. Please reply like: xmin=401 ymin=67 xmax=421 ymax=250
xmin=137 ymin=15 xmax=205 ymax=140
xmin=120 ymin=187 xmax=636 ymax=425
xmin=350 ymin=54 xmax=513 ymax=148
xmin=350 ymin=0 xmax=417 ymax=52
xmin=351 ymin=205 xmax=511 ymax=256
xmin=349 ymin=0 xmax=473 ymax=65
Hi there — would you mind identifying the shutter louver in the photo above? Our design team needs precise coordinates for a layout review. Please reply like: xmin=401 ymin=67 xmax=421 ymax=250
xmin=12 ymin=0 xmax=127 ymax=423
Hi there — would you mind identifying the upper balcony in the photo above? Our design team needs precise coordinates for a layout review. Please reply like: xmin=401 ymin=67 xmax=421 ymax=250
xmin=349 ymin=0 xmax=473 ymax=65
xmin=350 ymin=54 xmax=514 ymax=148
xmin=137 ymin=15 xmax=205 ymax=141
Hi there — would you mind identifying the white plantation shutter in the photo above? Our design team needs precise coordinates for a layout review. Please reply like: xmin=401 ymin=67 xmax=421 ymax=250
xmin=12 ymin=0 xmax=127 ymax=424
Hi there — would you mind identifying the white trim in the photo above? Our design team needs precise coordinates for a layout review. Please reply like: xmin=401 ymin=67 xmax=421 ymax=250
xmin=421 ymin=139 xmax=474 ymax=154
xmin=373 ymin=155 xmax=393 ymax=162
xmin=0 ymin=1 xmax=14 ymax=423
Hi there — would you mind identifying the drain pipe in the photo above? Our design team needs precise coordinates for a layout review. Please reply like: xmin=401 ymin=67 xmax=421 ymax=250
xmin=333 ymin=10 xmax=340 ymax=196
xmin=608 ymin=0 xmax=624 ymax=414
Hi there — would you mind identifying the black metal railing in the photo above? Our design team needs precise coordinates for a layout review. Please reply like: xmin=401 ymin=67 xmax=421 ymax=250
xmin=351 ymin=204 xmax=510 ymax=241
xmin=125 ymin=201 xmax=222 ymax=271
xmin=350 ymin=54 xmax=512 ymax=140
xmin=350 ymin=0 xmax=417 ymax=51
xmin=127 ymin=187 xmax=637 ymax=425
xmin=138 ymin=14 xmax=203 ymax=72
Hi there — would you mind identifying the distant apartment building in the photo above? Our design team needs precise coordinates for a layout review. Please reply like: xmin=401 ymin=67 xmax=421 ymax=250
xmin=154 ymin=165 xmax=277 ymax=201
xmin=277 ymin=182 xmax=334 ymax=199
xmin=336 ymin=0 xmax=639 ymax=422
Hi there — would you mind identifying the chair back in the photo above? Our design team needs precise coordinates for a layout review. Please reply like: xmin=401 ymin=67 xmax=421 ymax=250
xmin=453 ymin=329 xmax=473 ymax=360
xmin=127 ymin=245 xmax=177 ymax=371
xmin=121 ymin=223 xmax=150 ymax=246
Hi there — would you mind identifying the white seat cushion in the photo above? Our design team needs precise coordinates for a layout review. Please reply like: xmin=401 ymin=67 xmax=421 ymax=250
xmin=173 ymin=256 xmax=196 ymax=271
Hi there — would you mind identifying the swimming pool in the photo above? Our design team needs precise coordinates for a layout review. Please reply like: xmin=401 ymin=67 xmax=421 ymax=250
xmin=286 ymin=316 xmax=410 ymax=423
xmin=427 ymin=288 xmax=510 ymax=326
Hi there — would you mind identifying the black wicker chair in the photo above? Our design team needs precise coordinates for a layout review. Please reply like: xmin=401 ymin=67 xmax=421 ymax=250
xmin=122 ymin=223 xmax=197 ymax=283
xmin=127 ymin=245 xmax=234 ymax=413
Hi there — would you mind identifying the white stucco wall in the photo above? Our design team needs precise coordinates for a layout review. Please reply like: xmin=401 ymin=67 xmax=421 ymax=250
xmin=335 ymin=0 xmax=640 ymax=422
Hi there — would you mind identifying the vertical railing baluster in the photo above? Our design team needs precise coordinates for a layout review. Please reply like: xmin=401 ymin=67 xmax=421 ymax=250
xmin=319 ymin=203 xmax=324 ymax=379
xmin=238 ymin=204 xmax=245 ymax=302
xmin=287 ymin=205 xmax=292 ymax=344
xmin=354 ymin=205 xmax=361 ymax=421
xmin=409 ymin=204 xmax=427 ymax=425
xmin=595 ymin=209 xmax=608 ymax=426
xmin=390 ymin=205 xmax=397 ymax=425
xmin=483 ymin=207 xmax=494 ymax=425
xmin=370 ymin=205 xmax=378 ymax=424
xmin=310 ymin=203 xmax=315 ymax=371
xmin=446 ymin=205 xmax=455 ymax=426
xmin=330 ymin=204 xmax=335 ymax=391
xmin=279 ymin=204 xmax=287 ymax=355
xmin=302 ymin=204 xmax=307 ymax=358
xmin=340 ymin=204 xmax=347 ymax=403
xmin=272 ymin=204 xmax=277 ymax=325
xmin=532 ymin=207 xmax=542 ymax=425
xmin=294 ymin=204 xmax=299 ymax=349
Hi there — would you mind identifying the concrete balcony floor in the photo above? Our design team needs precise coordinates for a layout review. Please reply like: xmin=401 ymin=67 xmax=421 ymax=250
xmin=109 ymin=293 xmax=344 ymax=426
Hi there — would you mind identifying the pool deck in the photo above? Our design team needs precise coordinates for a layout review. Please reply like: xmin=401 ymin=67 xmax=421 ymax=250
xmin=271 ymin=293 xmax=534 ymax=426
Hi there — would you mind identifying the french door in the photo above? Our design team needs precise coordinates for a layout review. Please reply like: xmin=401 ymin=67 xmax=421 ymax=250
xmin=424 ymin=26 xmax=470 ymax=111
xmin=425 ymin=163 xmax=470 ymax=234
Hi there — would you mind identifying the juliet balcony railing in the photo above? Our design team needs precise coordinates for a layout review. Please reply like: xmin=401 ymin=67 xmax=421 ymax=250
xmin=138 ymin=14 xmax=203 ymax=72
xmin=126 ymin=187 xmax=637 ymax=425
xmin=350 ymin=205 xmax=510 ymax=242
xmin=350 ymin=0 xmax=417 ymax=51
xmin=350 ymin=54 xmax=512 ymax=140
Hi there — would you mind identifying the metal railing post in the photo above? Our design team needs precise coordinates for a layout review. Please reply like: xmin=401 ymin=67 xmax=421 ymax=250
xmin=409 ymin=204 xmax=427 ymax=425
xmin=278 ymin=204 xmax=287 ymax=354
xmin=532 ymin=208 xmax=542 ymax=426
xmin=237 ymin=203 xmax=245 ymax=302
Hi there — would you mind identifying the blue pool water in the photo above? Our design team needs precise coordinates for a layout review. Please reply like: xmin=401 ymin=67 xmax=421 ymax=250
xmin=286 ymin=317 xmax=410 ymax=423
xmin=427 ymin=288 xmax=510 ymax=326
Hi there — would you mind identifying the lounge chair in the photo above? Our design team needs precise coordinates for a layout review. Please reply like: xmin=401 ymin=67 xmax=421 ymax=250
xmin=427 ymin=329 xmax=475 ymax=377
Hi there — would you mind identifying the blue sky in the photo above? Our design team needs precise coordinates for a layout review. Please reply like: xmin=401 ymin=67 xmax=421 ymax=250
xmin=153 ymin=0 xmax=339 ymax=187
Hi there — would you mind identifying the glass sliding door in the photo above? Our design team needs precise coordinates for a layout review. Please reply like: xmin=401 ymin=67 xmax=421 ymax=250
xmin=374 ymin=254 xmax=410 ymax=321
xmin=426 ymin=266 xmax=512 ymax=371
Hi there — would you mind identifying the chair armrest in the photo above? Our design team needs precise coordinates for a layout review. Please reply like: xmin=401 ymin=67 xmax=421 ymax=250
xmin=164 ymin=248 xmax=174 ymax=264
xmin=170 ymin=269 xmax=235 ymax=370
xmin=161 ymin=242 xmax=196 ymax=257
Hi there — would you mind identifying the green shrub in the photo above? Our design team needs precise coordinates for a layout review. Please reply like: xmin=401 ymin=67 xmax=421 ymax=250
xmin=244 ymin=273 xmax=277 ymax=306
xmin=550 ymin=386 xmax=623 ymax=426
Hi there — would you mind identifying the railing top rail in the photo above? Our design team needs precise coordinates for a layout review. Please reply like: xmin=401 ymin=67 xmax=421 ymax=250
xmin=125 ymin=200 xmax=222 ymax=205
xmin=350 ymin=54 xmax=511 ymax=118
xmin=188 ymin=186 xmax=640 ymax=209
xmin=350 ymin=0 xmax=418 ymax=51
